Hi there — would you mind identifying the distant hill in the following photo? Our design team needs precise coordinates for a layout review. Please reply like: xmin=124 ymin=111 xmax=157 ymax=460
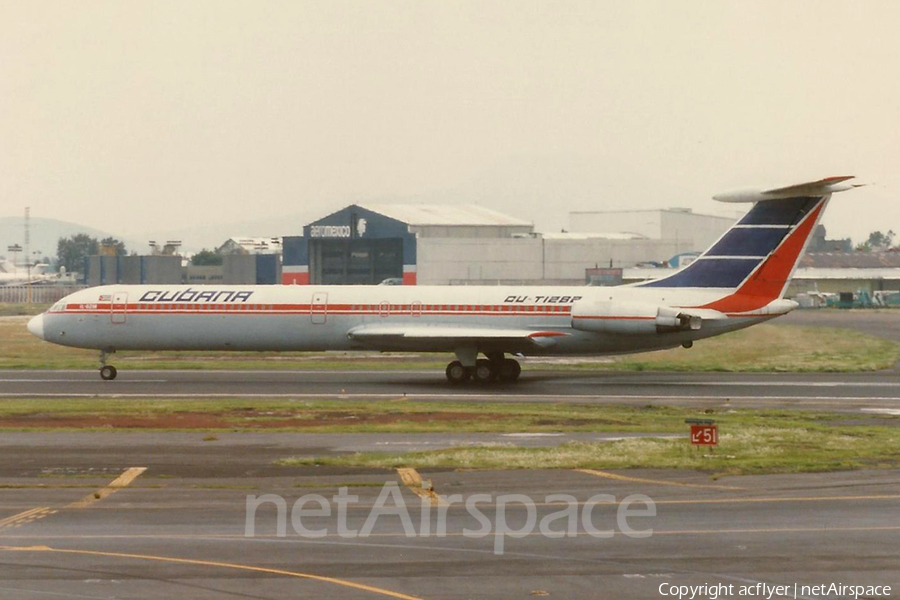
xmin=0 ymin=213 xmax=316 ymax=259
xmin=0 ymin=217 xmax=141 ymax=262
xmin=134 ymin=210 xmax=322 ymax=253
xmin=4 ymin=156 xmax=745 ymax=258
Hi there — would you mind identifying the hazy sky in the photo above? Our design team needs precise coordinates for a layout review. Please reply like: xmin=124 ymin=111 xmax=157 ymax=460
xmin=2 ymin=1 xmax=898 ymax=243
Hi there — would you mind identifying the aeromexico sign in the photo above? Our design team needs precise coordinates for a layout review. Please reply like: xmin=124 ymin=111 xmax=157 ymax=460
xmin=309 ymin=218 xmax=367 ymax=238
xmin=138 ymin=289 xmax=255 ymax=303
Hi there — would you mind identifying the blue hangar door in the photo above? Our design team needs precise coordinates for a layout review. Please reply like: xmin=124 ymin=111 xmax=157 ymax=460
xmin=310 ymin=238 xmax=403 ymax=285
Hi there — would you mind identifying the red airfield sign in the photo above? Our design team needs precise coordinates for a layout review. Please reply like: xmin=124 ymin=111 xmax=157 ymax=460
xmin=690 ymin=424 xmax=718 ymax=446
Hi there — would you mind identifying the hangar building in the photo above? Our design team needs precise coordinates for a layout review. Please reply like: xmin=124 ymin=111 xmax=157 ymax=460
xmin=787 ymin=252 xmax=900 ymax=295
xmin=283 ymin=204 xmax=692 ymax=285
xmin=624 ymin=252 xmax=900 ymax=296
xmin=568 ymin=208 xmax=735 ymax=253
xmin=282 ymin=204 xmax=533 ymax=285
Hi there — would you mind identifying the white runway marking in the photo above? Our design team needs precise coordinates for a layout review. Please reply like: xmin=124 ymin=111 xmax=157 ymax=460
xmin=0 ymin=586 xmax=114 ymax=599
xmin=0 ymin=379 xmax=168 ymax=383
xmin=860 ymin=408 xmax=900 ymax=416
xmin=2 ymin=373 xmax=899 ymax=387
xmin=0 ymin=392 xmax=898 ymax=403
xmin=643 ymin=381 xmax=900 ymax=388
xmin=0 ymin=370 xmax=427 ymax=376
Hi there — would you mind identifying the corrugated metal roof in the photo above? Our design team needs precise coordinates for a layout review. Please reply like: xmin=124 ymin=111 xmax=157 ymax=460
xmin=800 ymin=252 xmax=900 ymax=269
xmin=570 ymin=208 xmax=736 ymax=220
xmin=623 ymin=266 xmax=900 ymax=281
xmin=793 ymin=268 xmax=900 ymax=280
xmin=361 ymin=204 xmax=532 ymax=227
xmin=542 ymin=232 xmax=647 ymax=240
xmin=219 ymin=237 xmax=282 ymax=253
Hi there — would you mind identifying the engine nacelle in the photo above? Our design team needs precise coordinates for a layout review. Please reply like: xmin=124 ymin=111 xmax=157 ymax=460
xmin=571 ymin=300 xmax=703 ymax=335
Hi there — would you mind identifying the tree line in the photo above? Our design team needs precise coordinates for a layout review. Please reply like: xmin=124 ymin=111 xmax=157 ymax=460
xmin=55 ymin=235 xmax=224 ymax=273
xmin=855 ymin=230 xmax=897 ymax=252
xmin=56 ymin=234 xmax=127 ymax=273
xmin=52 ymin=228 xmax=898 ymax=276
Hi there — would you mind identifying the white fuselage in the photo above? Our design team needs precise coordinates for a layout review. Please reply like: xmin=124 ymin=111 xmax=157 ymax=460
xmin=31 ymin=283 xmax=775 ymax=357
xmin=25 ymin=176 xmax=856 ymax=379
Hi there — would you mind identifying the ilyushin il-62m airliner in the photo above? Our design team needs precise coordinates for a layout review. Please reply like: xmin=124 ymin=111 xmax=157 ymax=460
xmin=27 ymin=177 xmax=859 ymax=384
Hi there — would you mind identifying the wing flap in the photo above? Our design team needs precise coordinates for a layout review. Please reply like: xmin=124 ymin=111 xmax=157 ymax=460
xmin=347 ymin=324 xmax=569 ymax=351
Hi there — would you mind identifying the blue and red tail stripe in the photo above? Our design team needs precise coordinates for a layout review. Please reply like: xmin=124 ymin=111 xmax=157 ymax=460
xmin=640 ymin=195 xmax=825 ymax=292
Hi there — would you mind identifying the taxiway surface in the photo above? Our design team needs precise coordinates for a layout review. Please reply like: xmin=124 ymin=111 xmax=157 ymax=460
xmin=2 ymin=369 xmax=900 ymax=413
xmin=0 ymin=433 xmax=897 ymax=600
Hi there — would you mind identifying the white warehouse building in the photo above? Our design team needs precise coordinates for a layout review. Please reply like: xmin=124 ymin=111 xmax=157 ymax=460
xmin=568 ymin=208 xmax=736 ymax=254
xmin=417 ymin=232 xmax=683 ymax=285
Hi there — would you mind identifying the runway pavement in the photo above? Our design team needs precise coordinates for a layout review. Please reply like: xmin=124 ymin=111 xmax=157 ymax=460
xmin=0 ymin=432 xmax=898 ymax=599
xmin=2 ymin=310 xmax=899 ymax=598
xmin=2 ymin=368 xmax=900 ymax=412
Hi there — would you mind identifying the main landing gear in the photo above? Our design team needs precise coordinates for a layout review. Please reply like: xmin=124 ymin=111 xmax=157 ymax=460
xmin=445 ymin=353 xmax=521 ymax=385
xmin=98 ymin=350 xmax=117 ymax=381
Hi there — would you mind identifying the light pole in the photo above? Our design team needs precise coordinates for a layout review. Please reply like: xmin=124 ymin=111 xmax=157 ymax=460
xmin=7 ymin=244 xmax=25 ymax=302
xmin=24 ymin=207 xmax=31 ymax=303
xmin=7 ymin=244 xmax=22 ymax=263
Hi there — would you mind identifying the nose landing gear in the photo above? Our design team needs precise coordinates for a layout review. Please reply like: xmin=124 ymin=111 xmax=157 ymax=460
xmin=98 ymin=350 xmax=117 ymax=381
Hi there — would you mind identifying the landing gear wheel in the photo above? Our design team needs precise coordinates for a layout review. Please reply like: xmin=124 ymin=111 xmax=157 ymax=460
xmin=445 ymin=361 xmax=471 ymax=384
xmin=497 ymin=358 xmax=521 ymax=383
xmin=99 ymin=365 xmax=118 ymax=381
xmin=473 ymin=359 xmax=496 ymax=384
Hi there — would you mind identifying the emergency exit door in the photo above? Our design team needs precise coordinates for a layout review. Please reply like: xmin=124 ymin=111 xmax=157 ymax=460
xmin=111 ymin=292 xmax=127 ymax=324
xmin=311 ymin=292 xmax=328 ymax=324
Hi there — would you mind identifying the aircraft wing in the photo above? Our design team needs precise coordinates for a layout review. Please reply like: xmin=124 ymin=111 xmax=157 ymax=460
xmin=347 ymin=323 xmax=569 ymax=352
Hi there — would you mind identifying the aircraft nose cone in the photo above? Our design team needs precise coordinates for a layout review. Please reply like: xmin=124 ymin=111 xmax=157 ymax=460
xmin=27 ymin=314 xmax=45 ymax=340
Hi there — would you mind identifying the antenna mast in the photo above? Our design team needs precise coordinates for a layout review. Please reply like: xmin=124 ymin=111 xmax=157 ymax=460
xmin=24 ymin=207 xmax=31 ymax=303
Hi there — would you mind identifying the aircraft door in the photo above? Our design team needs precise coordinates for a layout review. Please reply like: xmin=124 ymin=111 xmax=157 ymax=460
xmin=311 ymin=292 xmax=328 ymax=324
xmin=110 ymin=292 xmax=127 ymax=324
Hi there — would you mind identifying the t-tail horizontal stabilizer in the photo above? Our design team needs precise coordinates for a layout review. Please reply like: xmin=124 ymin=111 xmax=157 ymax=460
xmin=712 ymin=176 xmax=862 ymax=203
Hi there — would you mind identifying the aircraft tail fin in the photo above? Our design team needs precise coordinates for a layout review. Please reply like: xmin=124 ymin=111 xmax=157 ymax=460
xmin=639 ymin=176 xmax=859 ymax=312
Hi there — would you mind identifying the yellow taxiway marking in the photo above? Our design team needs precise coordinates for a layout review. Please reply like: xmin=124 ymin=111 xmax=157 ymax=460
xmin=644 ymin=493 xmax=900 ymax=505
xmin=67 ymin=467 xmax=147 ymax=509
xmin=575 ymin=468 xmax=742 ymax=491
xmin=0 ymin=468 xmax=146 ymax=531
xmin=4 ymin=523 xmax=900 ymax=543
xmin=0 ymin=494 xmax=900 ymax=512
xmin=640 ymin=525 xmax=900 ymax=536
xmin=0 ymin=507 xmax=57 ymax=531
xmin=0 ymin=507 xmax=46 ymax=528
xmin=4 ymin=492 xmax=897 ymax=513
xmin=396 ymin=468 xmax=448 ymax=507
xmin=0 ymin=545 xmax=429 ymax=600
